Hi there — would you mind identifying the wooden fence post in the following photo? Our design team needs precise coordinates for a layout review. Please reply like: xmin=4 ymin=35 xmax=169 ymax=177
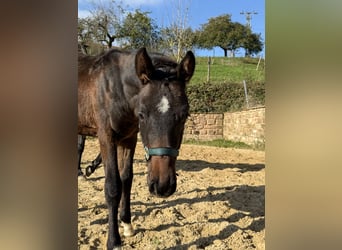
xmin=243 ymin=80 xmax=249 ymax=109
xmin=207 ymin=56 xmax=211 ymax=83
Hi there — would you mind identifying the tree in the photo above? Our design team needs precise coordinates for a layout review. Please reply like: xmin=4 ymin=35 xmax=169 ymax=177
xmin=78 ymin=2 xmax=162 ymax=53
xmin=120 ymin=10 xmax=160 ymax=50
xmin=160 ymin=0 xmax=194 ymax=62
xmin=243 ymin=30 xmax=263 ymax=57
xmin=77 ymin=0 xmax=127 ymax=53
xmin=78 ymin=16 xmax=108 ymax=55
xmin=88 ymin=1 xmax=125 ymax=49
xmin=195 ymin=14 xmax=262 ymax=57
xmin=160 ymin=26 xmax=195 ymax=60
xmin=78 ymin=17 xmax=93 ymax=54
xmin=196 ymin=14 xmax=234 ymax=57
xmin=226 ymin=22 xmax=246 ymax=57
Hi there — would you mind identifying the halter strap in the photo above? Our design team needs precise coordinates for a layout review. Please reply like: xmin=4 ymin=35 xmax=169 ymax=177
xmin=144 ymin=146 xmax=179 ymax=161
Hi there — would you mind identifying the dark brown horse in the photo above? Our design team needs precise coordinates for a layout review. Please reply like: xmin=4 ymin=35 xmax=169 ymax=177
xmin=78 ymin=47 xmax=195 ymax=249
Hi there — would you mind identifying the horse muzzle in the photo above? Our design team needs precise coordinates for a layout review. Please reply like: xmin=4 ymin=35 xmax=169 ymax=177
xmin=148 ymin=176 xmax=177 ymax=197
xmin=147 ymin=154 xmax=177 ymax=197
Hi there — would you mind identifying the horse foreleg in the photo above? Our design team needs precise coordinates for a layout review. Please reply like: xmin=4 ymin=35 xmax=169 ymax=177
xmin=98 ymin=130 xmax=122 ymax=249
xmin=78 ymin=134 xmax=86 ymax=176
xmin=117 ymin=136 xmax=137 ymax=237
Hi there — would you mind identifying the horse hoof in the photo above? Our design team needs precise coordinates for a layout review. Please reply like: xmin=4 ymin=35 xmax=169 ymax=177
xmin=122 ymin=222 xmax=135 ymax=237
xmin=85 ymin=166 xmax=93 ymax=177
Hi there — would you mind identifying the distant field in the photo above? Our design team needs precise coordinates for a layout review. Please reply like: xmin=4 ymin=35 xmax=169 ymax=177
xmin=190 ymin=57 xmax=265 ymax=85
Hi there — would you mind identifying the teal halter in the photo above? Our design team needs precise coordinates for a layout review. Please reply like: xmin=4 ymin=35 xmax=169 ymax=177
xmin=144 ymin=146 xmax=179 ymax=161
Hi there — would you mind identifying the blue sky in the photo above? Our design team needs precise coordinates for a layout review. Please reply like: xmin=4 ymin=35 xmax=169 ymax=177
xmin=78 ymin=0 xmax=265 ymax=57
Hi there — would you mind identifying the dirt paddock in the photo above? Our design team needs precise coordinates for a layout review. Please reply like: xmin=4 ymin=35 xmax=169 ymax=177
xmin=78 ymin=138 xmax=265 ymax=250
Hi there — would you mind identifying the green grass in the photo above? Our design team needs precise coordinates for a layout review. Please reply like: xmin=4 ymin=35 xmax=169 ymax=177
xmin=183 ymin=138 xmax=253 ymax=150
xmin=189 ymin=57 xmax=265 ymax=85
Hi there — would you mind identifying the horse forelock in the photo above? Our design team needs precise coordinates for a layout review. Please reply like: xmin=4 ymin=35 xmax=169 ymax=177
xmin=151 ymin=54 xmax=193 ymax=87
xmin=152 ymin=58 xmax=177 ymax=69
xmin=151 ymin=54 xmax=177 ymax=74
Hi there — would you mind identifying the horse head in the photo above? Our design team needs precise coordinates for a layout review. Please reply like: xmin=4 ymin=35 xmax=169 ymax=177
xmin=135 ymin=48 xmax=195 ymax=197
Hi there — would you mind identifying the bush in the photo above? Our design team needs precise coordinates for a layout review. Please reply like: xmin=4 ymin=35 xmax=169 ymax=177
xmin=186 ymin=81 xmax=265 ymax=113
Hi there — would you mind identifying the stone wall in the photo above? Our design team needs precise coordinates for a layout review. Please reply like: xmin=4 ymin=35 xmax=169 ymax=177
xmin=223 ymin=108 xmax=265 ymax=146
xmin=184 ymin=113 xmax=223 ymax=141
xmin=184 ymin=107 xmax=265 ymax=146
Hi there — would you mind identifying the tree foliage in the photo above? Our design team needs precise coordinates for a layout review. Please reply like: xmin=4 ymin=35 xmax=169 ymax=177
xmin=120 ymin=10 xmax=160 ymax=50
xmin=226 ymin=22 xmax=246 ymax=56
xmin=78 ymin=1 xmax=126 ymax=54
xmin=243 ymin=30 xmax=263 ymax=57
xmin=195 ymin=14 xmax=263 ymax=57
xmin=196 ymin=14 xmax=234 ymax=57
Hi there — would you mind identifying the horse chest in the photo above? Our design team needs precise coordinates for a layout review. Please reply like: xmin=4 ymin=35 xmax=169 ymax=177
xmin=108 ymin=113 xmax=139 ymax=141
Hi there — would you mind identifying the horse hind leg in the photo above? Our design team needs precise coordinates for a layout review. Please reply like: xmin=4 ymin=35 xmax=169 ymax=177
xmin=85 ymin=153 xmax=102 ymax=177
xmin=78 ymin=134 xmax=86 ymax=176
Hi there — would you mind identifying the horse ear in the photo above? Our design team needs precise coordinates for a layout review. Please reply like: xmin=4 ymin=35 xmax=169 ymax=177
xmin=135 ymin=47 xmax=154 ymax=84
xmin=177 ymin=51 xmax=195 ymax=83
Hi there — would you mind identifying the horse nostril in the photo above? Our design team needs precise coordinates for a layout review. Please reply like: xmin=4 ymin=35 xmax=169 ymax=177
xmin=149 ymin=180 xmax=158 ymax=194
xmin=151 ymin=181 xmax=176 ymax=197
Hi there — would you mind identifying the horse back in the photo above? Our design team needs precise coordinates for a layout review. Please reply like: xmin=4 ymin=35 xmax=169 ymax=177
xmin=78 ymin=49 xmax=138 ymax=138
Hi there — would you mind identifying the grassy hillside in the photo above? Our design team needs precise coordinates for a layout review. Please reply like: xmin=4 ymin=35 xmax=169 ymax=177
xmin=189 ymin=57 xmax=265 ymax=85
xmin=185 ymin=57 xmax=265 ymax=113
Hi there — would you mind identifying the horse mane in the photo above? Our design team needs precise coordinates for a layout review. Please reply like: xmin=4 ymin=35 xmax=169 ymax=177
xmin=79 ymin=48 xmax=179 ymax=77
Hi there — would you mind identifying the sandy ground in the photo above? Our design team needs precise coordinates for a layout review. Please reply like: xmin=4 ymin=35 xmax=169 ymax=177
xmin=78 ymin=138 xmax=265 ymax=250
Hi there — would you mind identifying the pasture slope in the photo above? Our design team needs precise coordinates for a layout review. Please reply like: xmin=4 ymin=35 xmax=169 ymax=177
xmin=78 ymin=138 xmax=265 ymax=249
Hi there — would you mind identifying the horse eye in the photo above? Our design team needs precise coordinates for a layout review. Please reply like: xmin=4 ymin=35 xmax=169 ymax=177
xmin=138 ymin=112 xmax=145 ymax=120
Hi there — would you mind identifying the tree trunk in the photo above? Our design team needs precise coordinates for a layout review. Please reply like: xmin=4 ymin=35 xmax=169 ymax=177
xmin=223 ymin=49 xmax=227 ymax=57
